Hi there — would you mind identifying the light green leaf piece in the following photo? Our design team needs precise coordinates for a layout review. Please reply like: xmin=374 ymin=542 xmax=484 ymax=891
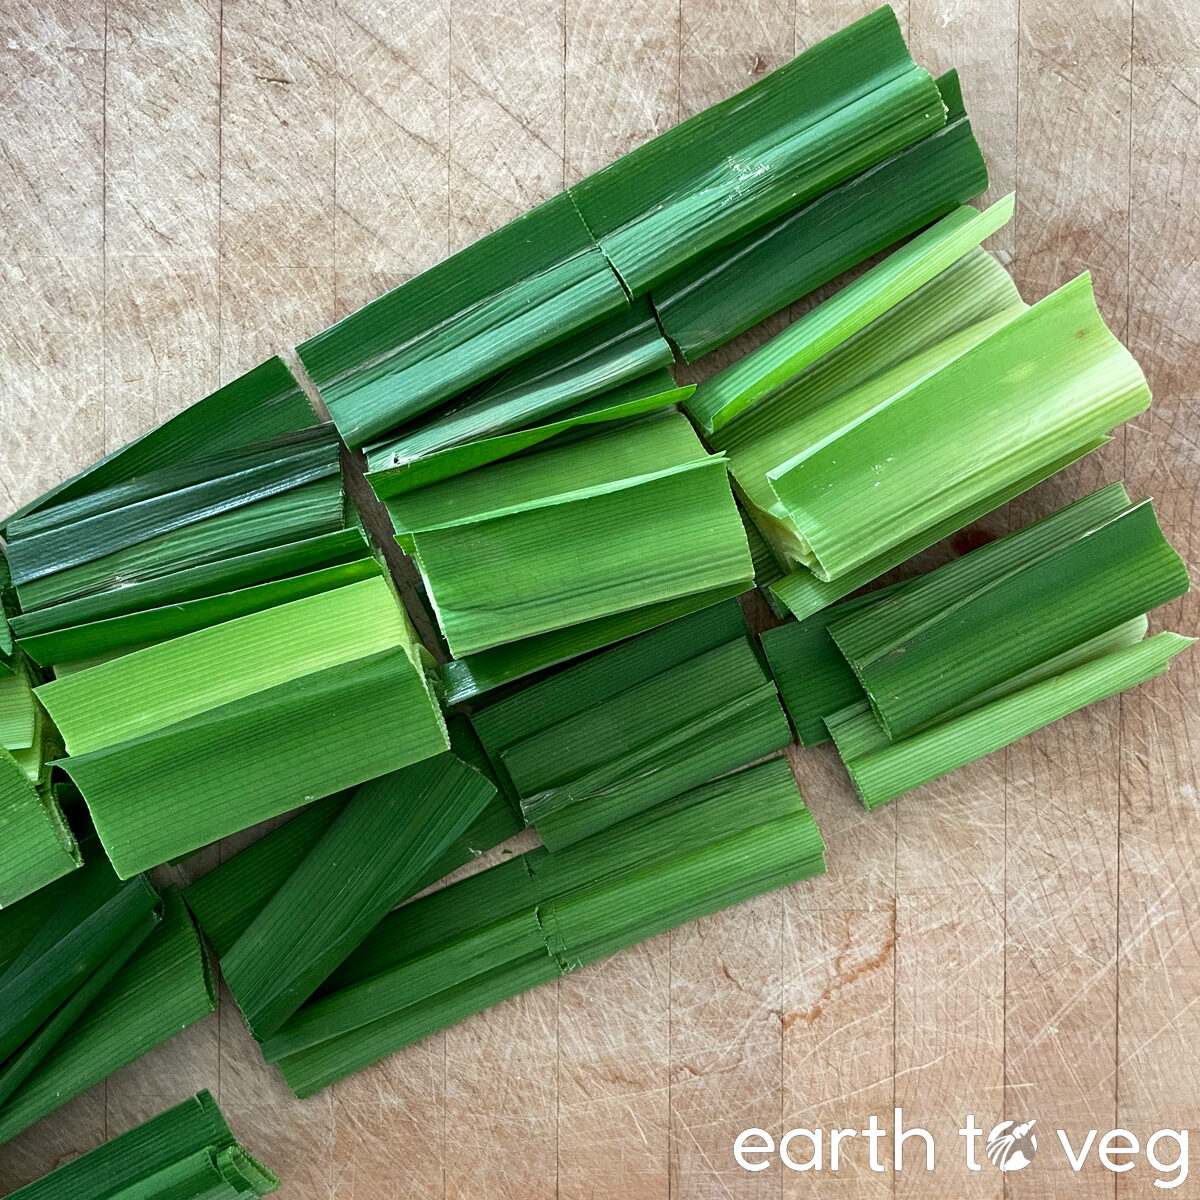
xmin=472 ymin=602 xmax=792 ymax=847
xmin=298 ymin=192 xmax=629 ymax=450
xmin=265 ymin=759 xmax=823 ymax=1096
xmin=38 ymin=576 xmax=415 ymax=756
xmin=0 ymin=889 xmax=216 ymax=1145
xmin=827 ymin=631 xmax=1195 ymax=809
xmin=39 ymin=578 xmax=447 ymax=877
xmin=391 ymin=412 xmax=752 ymax=658
xmin=828 ymin=485 xmax=1190 ymax=738
xmin=0 ymin=356 xmax=318 ymax=534
xmin=569 ymin=7 xmax=945 ymax=295
xmin=687 ymin=196 xmax=1014 ymax=434
xmin=652 ymin=69 xmax=989 ymax=361
xmin=6 ymin=1090 xmax=277 ymax=1199
xmin=763 ymin=273 xmax=1150 ymax=581
xmin=57 ymin=645 xmax=448 ymax=878
xmin=0 ymin=749 xmax=80 ymax=909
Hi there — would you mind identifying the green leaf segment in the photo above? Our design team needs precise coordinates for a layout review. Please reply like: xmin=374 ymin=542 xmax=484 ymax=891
xmin=386 ymin=411 xmax=754 ymax=661
xmin=0 ymin=860 xmax=214 ymax=1145
xmin=297 ymin=8 xmax=949 ymax=458
xmin=760 ymin=484 xmax=1192 ymax=807
xmin=694 ymin=198 xmax=1150 ymax=605
xmin=471 ymin=601 xmax=792 ymax=848
xmin=212 ymin=724 xmax=515 ymax=1040
xmin=252 ymin=758 xmax=823 ymax=1097
xmin=35 ymin=575 xmax=449 ymax=877
xmin=6 ymin=1090 xmax=277 ymax=1199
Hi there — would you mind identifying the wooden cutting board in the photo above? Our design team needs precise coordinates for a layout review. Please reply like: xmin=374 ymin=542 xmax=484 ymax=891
xmin=0 ymin=0 xmax=1196 ymax=1195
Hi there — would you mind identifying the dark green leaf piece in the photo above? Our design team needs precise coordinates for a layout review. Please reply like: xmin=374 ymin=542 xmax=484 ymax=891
xmin=17 ymin=556 xmax=381 ymax=669
xmin=827 ymin=633 xmax=1195 ymax=809
xmin=7 ymin=1090 xmax=278 ymax=1199
xmin=220 ymin=747 xmax=501 ymax=1039
xmin=441 ymin=581 xmax=749 ymax=704
xmin=760 ymin=580 xmax=906 ymax=746
xmin=265 ymin=759 xmax=823 ymax=1095
xmin=1 ymin=356 xmax=318 ymax=533
xmin=297 ymin=192 xmax=629 ymax=449
xmin=7 ymin=427 xmax=343 ymax=614
xmin=829 ymin=485 xmax=1190 ymax=737
xmin=472 ymin=601 xmax=792 ymax=847
xmin=0 ymin=875 xmax=158 ymax=1062
xmin=653 ymin=69 xmax=988 ymax=360
xmin=569 ymin=7 xmax=944 ymax=295
xmin=363 ymin=301 xmax=675 ymax=477
xmin=0 ymin=889 xmax=215 ymax=1145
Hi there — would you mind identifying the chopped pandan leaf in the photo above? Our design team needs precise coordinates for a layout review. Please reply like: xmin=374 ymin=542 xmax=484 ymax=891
xmin=687 ymin=196 xmax=1014 ymax=434
xmin=6 ymin=1090 xmax=278 ymax=1199
xmin=366 ymin=370 xmax=691 ymax=498
xmin=0 ymin=748 xmax=80 ymax=908
xmin=11 ymin=527 xmax=373 ymax=665
xmin=0 ymin=874 xmax=158 ymax=1062
xmin=390 ymin=411 xmax=753 ymax=657
xmin=0 ymin=356 xmax=318 ymax=534
xmin=219 ymin=743 xmax=503 ymax=1040
xmin=298 ymin=192 xmax=630 ymax=450
xmin=183 ymin=799 xmax=348 ymax=959
xmin=7 ymin=426 xmax=344 ymax=614
xmin=0 ymin=889 xmax=215 ymax=1145
xmin=828 ymin=485 xmax=1190 ymax=738
xmin=767 ymin=435 xmax=1110 ymax=620
xmin=183 ymin=722 xmax=521 ymax=959
xmin=37 ymin=577 xmax=448 ymax=877
xmin=301 ymin=11 xmax=943 ymax=454
xmin=0 ymin=558 xmax=15 ymax=675
xmin=827 ymin=632 xmax=1194 ymax=810
xmin=16 ymin=554 xmax=382 ymax=670
xmin=440 ymin=581 xmax=748 ymax=704
xmin=714 ymin=242 xmax=1024 ymax=540
xmin=0 ymin=843 xmax=159 ymax=1108
xmin=760 ymin=579 xmax=907 ymax=746
xmin=363 ymin=300 xmax=675 ymax=478
xmin=0 ymin=839 xmax=121 ymax=973
xmin=274 ymin=952 xmax=563 ymax=1099
xmin=262 ymin=760 xmax=823 ymax=1095
xmin=652 ymin=68 xmax=988 ymax=361
xmin=0 ymin=661 xmax=37 ymax=751
xmin=738 ymin=506 xmax=791 ymax=616
xmin=568 ymin=7 xmax=945 ymax=295
xmin=0 ymin=909 xmax=159 ymax=1110
xmin=761 ymin=273 xmax=1150 ymax=581
xmin=38 ymin=577 xmax=420 ymax=756
xmin=471 ymin=601 xmax=792 ymax=847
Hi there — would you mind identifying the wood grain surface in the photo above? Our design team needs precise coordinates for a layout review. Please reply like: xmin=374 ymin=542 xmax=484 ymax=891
xmin=1 ymin=0 xmax=1198 ymax=1196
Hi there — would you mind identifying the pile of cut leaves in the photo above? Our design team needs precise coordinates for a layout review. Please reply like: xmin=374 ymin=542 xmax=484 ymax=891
xmin=0 ymin=7 xmax=1190 ymax=1182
